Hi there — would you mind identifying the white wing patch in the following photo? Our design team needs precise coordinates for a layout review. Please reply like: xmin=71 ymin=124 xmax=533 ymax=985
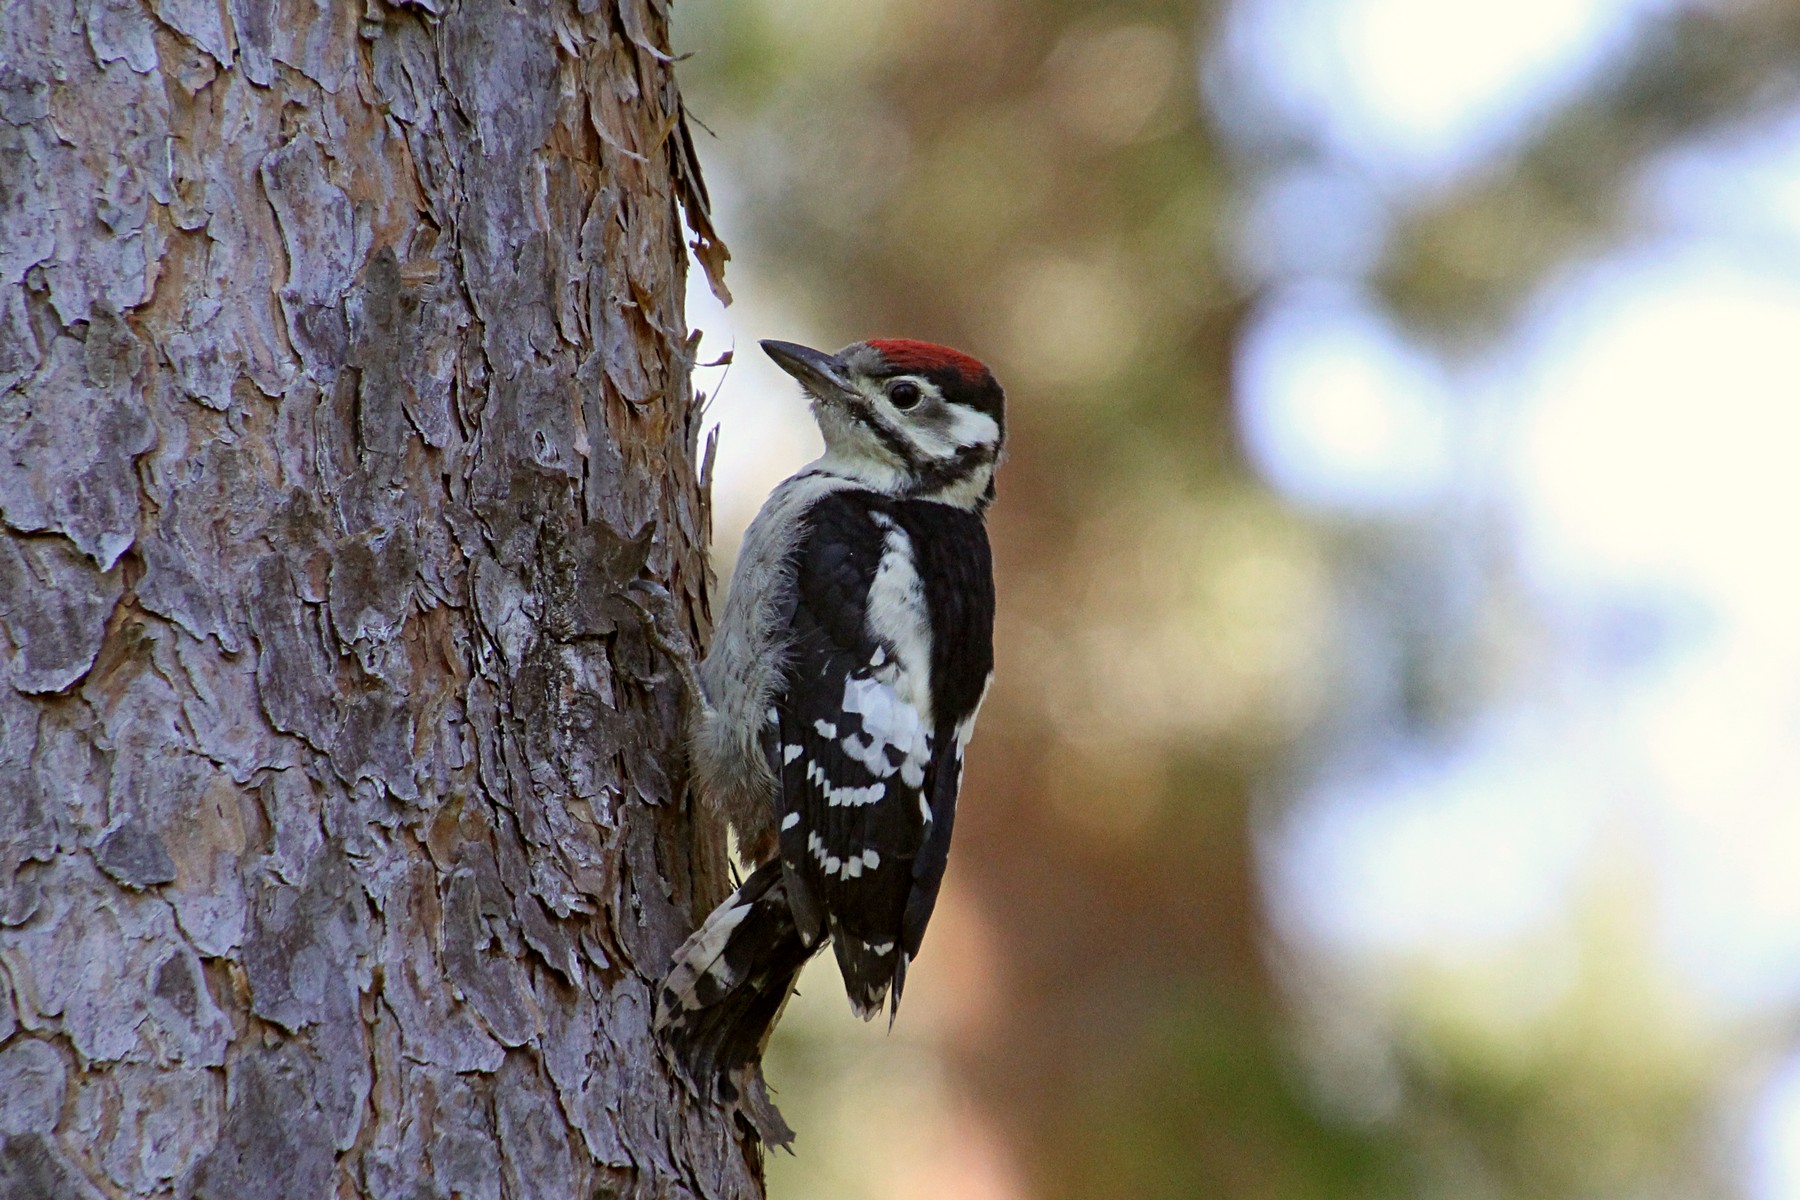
xmin=841 ymin=673 xmax=932 ymax=801
xmin=840 ymin=730 xmax=884 ymax=774
xmin=863 ymin=515 xmax=934 ymax=722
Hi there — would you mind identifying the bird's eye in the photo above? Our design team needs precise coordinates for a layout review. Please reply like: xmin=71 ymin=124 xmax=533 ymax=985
xmin=888 ymin=381 xmax=923 ymax=410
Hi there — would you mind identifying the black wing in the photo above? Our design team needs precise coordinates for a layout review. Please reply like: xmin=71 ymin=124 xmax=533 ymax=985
xmin=890 ymin=500 xmax=994 ymax=967
xmin=772 ymin=492 xmax=995 ymax=1019
xmin=771 ymin=494 xmax=926 ymax=1016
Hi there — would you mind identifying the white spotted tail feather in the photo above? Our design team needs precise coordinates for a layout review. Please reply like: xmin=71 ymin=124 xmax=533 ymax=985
xmin=654 ymin=860 xmax=813 ymax=1147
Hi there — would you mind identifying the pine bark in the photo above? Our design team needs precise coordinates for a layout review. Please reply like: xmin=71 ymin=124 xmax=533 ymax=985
xmin=0 ymin=1 xmax=751 ymax=1196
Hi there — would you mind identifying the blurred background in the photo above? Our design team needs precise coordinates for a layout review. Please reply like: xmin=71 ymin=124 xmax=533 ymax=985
xmin=672 ymin=0 xmax=1800 ymax=1195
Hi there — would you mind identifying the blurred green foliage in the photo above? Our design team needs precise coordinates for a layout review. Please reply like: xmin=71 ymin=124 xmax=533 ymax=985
xmin=674 ymin=1 xmax=1800 ymax=1196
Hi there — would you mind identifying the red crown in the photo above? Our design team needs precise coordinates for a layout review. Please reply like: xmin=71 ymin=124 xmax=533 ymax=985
xmin=867 ymin=338 xmax=991 ymax=383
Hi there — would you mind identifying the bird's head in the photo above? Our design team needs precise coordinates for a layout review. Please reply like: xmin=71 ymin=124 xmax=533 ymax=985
xmin=761 ymin=337 xmax=1006 ymax=510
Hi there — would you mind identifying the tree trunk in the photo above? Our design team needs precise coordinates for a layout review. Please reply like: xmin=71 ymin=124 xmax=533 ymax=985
xmin=0 ymin=1 xmax=751 ymax=1197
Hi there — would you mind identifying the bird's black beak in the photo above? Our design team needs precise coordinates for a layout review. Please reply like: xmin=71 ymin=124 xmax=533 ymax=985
xmin=760 ymin=340 xmax=854 ymax=403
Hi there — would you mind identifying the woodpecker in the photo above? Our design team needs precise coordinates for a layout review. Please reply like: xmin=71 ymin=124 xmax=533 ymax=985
xmin=656 ymin=337 xmax=1003 ymax=1141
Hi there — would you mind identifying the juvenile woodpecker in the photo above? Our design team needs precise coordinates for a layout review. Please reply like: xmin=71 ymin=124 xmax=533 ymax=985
xmin=656 ymin=338 xmax=1003 ymax=1138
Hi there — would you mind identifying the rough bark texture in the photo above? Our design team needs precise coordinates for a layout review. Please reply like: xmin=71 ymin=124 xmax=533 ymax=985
xmin=0 ymin=1 xmax=753 ymax=1196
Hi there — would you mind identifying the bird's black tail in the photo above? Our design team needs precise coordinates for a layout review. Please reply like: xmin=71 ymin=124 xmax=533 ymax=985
xmin=655 ymin=859 xmax=820 ymax=1145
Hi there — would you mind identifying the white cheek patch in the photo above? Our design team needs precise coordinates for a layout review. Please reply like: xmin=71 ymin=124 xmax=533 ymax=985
xmin=899 ymin=403 xmax=1001 ymax=465
xmin=937 ymin=406 xmax=1001 ymax=456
